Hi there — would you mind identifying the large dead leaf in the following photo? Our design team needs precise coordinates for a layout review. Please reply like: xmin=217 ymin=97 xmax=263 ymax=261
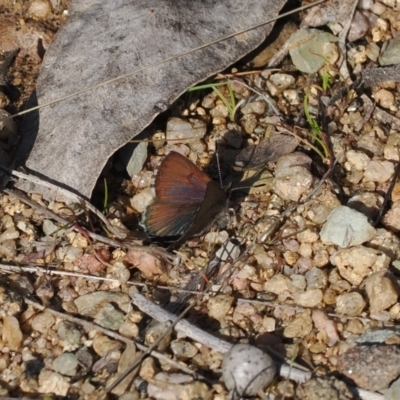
xmin=17 ymin=0 xmax=286 ymax=201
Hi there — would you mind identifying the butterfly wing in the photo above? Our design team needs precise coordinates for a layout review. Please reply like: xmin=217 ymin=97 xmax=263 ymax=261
xmin=155 ymin=151 xmax=211 ymax=203
xmin=144 ymin=200 xmax=200 ymax=237
xmin=143 ymin=152 xmax=211 ymax=237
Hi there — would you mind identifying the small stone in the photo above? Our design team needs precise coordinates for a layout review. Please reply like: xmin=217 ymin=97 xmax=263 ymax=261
xmin=383 ymin=200 xmax=400 ymax=232
xmin=31 ymin=312 xmax=56 ymax=334
xmin=170 ymin=340 xmax=198 ymax=360
xmin=118 ymin=320 xmax=139 ymax=339
xmin=56 ymin=246 xmax=83 ymax=262
xmin=210 ymin=104 xmax=229 ymax=119
xmin=274 ymin=153 xmax=313 ymax=202
xmin=385 ymin=377 xmax=400 ymax=400
xmin=373 ymin=89 xmax=396 ymax=110
xmin=320 ymin=206 xmax=376 ymax=248
xmin=283 ymin=311 xmax=313 ymax=338
xmin=240 ymin=101 xmax=266 ymax=115
xmin=337 ymin=344 xmax=400 ymax=391
xmin=94 ymin=303 xmax=125 ymax=330
xmin=92 ymin=335 xmax=122 ymax=357
xmin=266 ymin=73 xmax=295 ymax=96
xmin=345 ymin=150 xmax=370 ymax=171
xmin=207 ymin=294 xmax=234 ymax=322
xmin=145 ymin=322 xmax=172 ymax=352
xmin=364 ymin=272 xmax=398 ymax=313
xmin=38 ymin=369 xmax=70 ymax=396
xmin=347 ymin=192 xmax=383 ymax=220
xmin=379 ymin=34 xmax=400 ymax=66
xmin=364 ymin=160 xmax=394 ymax=183
xmin=296 ymin=376 xmax=354 ymax=400
xmin=27 ymin=0 xmax=52 ymax=19
xmin=293 ymin=289 xmax=323 ymax=308
xmin=222 ymin=344 xmax=276 ymax=397
xmin=0 ymin=227 xmax=19 ymax=242
xmin=335 ymin=292 xmax=366 ymax=317
xmin=2 ymin=316 xmax=23 ymax=351
xmin=332 ymin=245 xmax=391 ymax=285
xmin=166 ymin=118 xmax=207 ymax=142
xmin=52 ymin=353 xmax=78 ymax=376
xmin=348 ymin=10 xmax=370 ymax=42
xmin=305 ymin=268 xmax=328 ymax=290
xmin=56 ymin=321 xmax=82 ymax=346
xmin=119 ymin=141 xmax=148 ymax=177
xmin=130 ymin=187 xmax=153 ymax=213
xmin=264 ymin=274 xmax=296 ymax=295
xmin=74 ymin=291 xmax=130 ymax=318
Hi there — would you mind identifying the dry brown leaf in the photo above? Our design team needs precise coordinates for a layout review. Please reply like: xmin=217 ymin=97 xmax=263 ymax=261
xmin=125 ymin=250 xmax=164 ymax=279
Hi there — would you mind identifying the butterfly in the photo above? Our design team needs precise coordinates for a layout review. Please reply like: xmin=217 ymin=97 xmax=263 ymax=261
xmin=142 ymin=151 xmax=228 ymax=249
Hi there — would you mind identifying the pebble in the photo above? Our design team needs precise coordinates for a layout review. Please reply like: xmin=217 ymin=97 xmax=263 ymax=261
xmin=364 ymin=159 xmax=394 ymax=182
xmin=166 ymin=117 xmax=207 ymax=142
xmin=92 ymin=335 xmax=121 ymax=357
xmin=31 ymin=312 xmax=56 ymax=334
xmin=94 ymin=302 xmax=125 ymax=330
xmin=336 ymin=344 xmax=400 ymax=391
xmin=266 ymin=73 xmax=295 ymax=96
xmin=74 ymin=291 xmax=130 ymax=318
xmin=27 ymin=0 xmax=52 ymax=19
xmin=118 ymin=319 xmax=139 ymax=339
xmin=148 ymin=374 xmax=208 ymax=400
xmin=240 ymin=101 xmax=266 ymax=115
xmin=348 ymin=10 xmax=370 ymax=42
xmin=2 ymin=316 xmax=23 ymax=351
xmin=383 ymin=200 xmax=400 ymax=232
xmin=0 ymin=227 xmax=19 ymax=243
xmin=56 ymin=245 xmax=83 ymax=263
xmin=264 ymin=274 xmax=296 ymax=295
xmin=57 ymin=321 xmax=82 ymax=346
xmin=364 ymin=272 xmax=398 ymax=313
xmin=38 ymin=369 xmax=70 ymax=396
xmin=335 ymin=292 xmax=366 ymax=317
xmin=274 ymin=152 xmax=313 ymax=202
xmin=52 ymin=353 xmax=78 ymax=376
xmin=320 ymin=206 xmax=376 ymax=248
xmin=296 ymin=376 xmax=354 ymax=400
xmin=170 ymin=340 xmax=198 ymax=360
xmin=332 ymin=245 xmax=391 ymax=285
xmin=240 ymin=113 xmax=258 ymax=133
xmin=379 ymin=34 xmax=400 ymax=66
xmin=345 ymin=150 xmax=370 ymax=171
xmin=145 ymin=322 xmax=172 ymax=352
xmin=119 ymin=141 xmax=148 ymax=177
xmin=293 ymin=289 xmax=323 ymax=308
xmin=283 ymin=311 xmax=313 ymax=338
xmin=356 ymin=327 xmax=400 ymax=344
xmin=373 ymin=88 xmax=396 ymax=111
xmin=305 ymin=268 xmax=328 ymax=290
xmin=130 ymin=187 xmax=153 ymax=213
xmin=207 ymin=294 xmax=234 ymax=322
xmin=385 ymin=377 xmax=400 ymax=400
xmin=222 ymin=344 xmax=276 ymax=397
xmin=210 ymin=104 xmax=229 ymax=119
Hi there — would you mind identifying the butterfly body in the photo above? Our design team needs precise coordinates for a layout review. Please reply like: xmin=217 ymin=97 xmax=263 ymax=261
xmin=142 ymin=151 xmax=228 ymax=249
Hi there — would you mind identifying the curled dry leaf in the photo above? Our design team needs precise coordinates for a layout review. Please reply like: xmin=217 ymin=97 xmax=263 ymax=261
xmin=125 ymin=249 xmax=164 ymax=279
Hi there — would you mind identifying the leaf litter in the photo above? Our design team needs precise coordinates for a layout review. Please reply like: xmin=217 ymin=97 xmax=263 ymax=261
xmin=1 ymin=0 xmax=400 ymax=399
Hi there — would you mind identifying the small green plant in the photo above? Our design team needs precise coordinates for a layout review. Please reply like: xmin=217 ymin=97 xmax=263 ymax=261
xmin=103 ymin=178 xmax=109 ymax=212
xmin=303 ymin=91 xmax=328 ymax=160
xmin=321 ymin=69 xmax=332 ymax=92
xmin=188 ymin=81 xmax=237 ymax=121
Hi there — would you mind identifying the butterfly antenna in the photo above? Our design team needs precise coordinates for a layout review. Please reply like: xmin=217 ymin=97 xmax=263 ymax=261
xmin=216 ymin=151 xmax=223 ymax=188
